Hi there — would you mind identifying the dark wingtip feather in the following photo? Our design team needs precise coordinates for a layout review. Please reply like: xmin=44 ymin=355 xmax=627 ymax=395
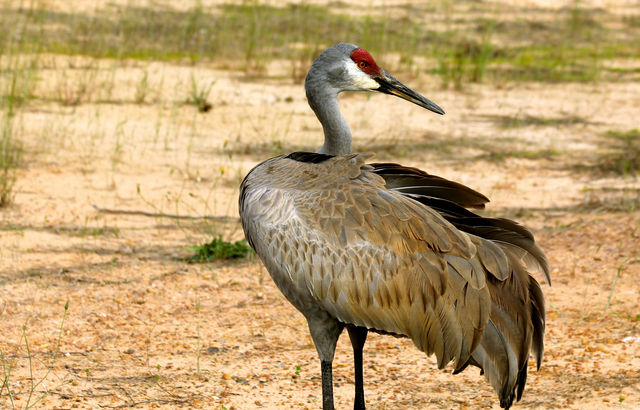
xmin=529 ymin=277 xmax=546 ymax=370
xmin=515 ymin=361 xmax=528 ymax=401
xmin=373 ymin=162 xmax=490 ymax=208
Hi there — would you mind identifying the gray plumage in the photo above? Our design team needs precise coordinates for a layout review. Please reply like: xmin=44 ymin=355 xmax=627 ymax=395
xmin=239 ymin=44 xmax=549 ymax=410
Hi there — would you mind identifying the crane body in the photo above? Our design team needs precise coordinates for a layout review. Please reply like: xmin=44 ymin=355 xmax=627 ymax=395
xmin=239 ymin=43 xmax=549 ymax=409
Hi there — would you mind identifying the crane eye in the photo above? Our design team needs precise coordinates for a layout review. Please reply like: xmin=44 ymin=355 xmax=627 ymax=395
xmin=358 ymin=61 xmax=368 ymax=69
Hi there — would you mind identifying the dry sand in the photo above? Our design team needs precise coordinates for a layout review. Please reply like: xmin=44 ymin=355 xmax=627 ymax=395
xmin=1 ymin=1 xmax=639 ymax=409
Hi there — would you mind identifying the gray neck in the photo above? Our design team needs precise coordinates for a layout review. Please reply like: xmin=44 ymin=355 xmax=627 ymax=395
xmin=307 ymin=86 xmax=353 ymax=155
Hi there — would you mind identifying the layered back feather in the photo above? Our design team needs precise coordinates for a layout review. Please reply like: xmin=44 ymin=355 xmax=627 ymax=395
xmin=240 ymin=153 xmax=549 ymax=409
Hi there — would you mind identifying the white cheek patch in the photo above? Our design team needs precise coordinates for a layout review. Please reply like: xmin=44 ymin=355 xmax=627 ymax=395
xmin=345 ymin=59 xmax=380 ymax=91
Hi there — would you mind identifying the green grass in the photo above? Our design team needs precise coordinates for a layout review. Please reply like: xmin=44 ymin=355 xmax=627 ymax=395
xmin=579 ymin=188 xmax=640 ymax=213
xmin=435 ymin=20 xmax=496 ymax=89
xmin=187 ymin=236 xmax=252 ymax=262
xmin=477 ymin=148 xmax=560 ymax=163
xmin=433 ymin=6 xmax=638 ymax=84
xmin=0 ymin=3 xmax=40 ymax=207
xmin=0 ymin=4 xmax=367 ymax=65
xmin=572 ymin=129 xmax=640 ymax=177
xmin=593 ymin=129 xmax=640 ymax=176
xmin=483 ymin=114 xmax=588 ymax=129
xmin=0 ymin=114 xmax=21 ymax=207
xmin=352 ymin=133 xmax=561 ymax=165
xmin=1 ymin=2 xmax=638 ymax=88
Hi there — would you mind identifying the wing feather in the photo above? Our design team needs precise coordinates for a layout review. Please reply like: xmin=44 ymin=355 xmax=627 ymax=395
xmin=240 ymin=152 xmax=548 ymax=408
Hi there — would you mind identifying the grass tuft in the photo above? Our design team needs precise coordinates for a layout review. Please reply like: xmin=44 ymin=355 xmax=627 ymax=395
xmin=435 ymin=20 xmax=496 ymax=89
xmin=579 ymin=188 xmax=640 ymax=213
xmin=188 ymin=76 xmax=214 ymax=113
xmin=187 ymin=237 xmax=252 ymax=262
xmin=588 ymin=129 xmax=640 ymax=176
xmin=0 ymin=120 xmax=22 ymax=207
xmin=477 ymin=148 xmax=560 ymax=163
xmin=0 ymin=6 xmax=37 ymax=207
xmin=486 ymin=114 xmax=587 ymax=129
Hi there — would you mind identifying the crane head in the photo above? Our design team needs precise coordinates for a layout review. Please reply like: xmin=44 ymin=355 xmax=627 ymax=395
xmin=349 ymin=46 xmax=445 ymax=115
xmin=306 ymin=43 xmax=445 ymax=115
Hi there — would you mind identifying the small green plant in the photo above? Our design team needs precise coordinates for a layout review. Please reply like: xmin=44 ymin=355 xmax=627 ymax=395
xmin=188 ymin=76 xmax=214 ymax=113
xmin=603 ymin=258 xmax=631 ymax=317
xmin=187 ymin=237 xmax=252 ymax=262
xmin=134 ymin=69 xmax=149 ymax=103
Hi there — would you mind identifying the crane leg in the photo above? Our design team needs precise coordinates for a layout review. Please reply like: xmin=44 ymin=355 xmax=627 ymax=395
xmin=308 ymin=318 xmax=344 ymax=410
xmin=321 ymin=359 xmax=334 ymax=410
xmin=347 ymin=326 xmax=368 ymax=410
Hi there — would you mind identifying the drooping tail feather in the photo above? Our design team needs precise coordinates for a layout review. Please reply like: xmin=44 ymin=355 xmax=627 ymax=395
xmin=458 ymin=259 xmax=546 ymax=409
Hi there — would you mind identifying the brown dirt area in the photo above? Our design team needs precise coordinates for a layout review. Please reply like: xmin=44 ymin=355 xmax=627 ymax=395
xmin=1 ymin=1 xmax=640 ymax=409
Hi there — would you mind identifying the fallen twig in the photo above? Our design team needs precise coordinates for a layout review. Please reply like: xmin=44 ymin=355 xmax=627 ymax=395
xmin=90 ymin=202 xmax=238 ymax=222
xmin=5 ymin=351 xmax=88 ymax=359
xmin=97 ymin=398 xmax=193 ymax=408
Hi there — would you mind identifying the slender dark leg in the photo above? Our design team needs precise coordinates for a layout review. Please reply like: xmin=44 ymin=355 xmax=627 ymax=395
xmin=308 ymin=319 xmax=343 ymax=410
xmin=321 ymin=359 xmax=335 ymax=410
xmin=347 ymin=326 xmax=368 ymax=410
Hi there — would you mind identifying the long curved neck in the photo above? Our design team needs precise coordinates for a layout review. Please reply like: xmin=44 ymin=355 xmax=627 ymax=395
xmin=307 ymin=86 xmax=353 ymax=155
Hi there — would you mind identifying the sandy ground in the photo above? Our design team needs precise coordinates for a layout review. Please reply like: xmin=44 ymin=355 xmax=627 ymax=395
xmin=2 ymin=1 xmax=640 ymax=409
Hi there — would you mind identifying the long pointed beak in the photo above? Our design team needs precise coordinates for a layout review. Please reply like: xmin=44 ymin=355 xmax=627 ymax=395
xmin=374 ymin=70 xmax=445 ymax=115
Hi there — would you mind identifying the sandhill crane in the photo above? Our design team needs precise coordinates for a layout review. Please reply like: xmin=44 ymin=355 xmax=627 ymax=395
xmin=239 ymin=43 xmax=550 ymax=409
